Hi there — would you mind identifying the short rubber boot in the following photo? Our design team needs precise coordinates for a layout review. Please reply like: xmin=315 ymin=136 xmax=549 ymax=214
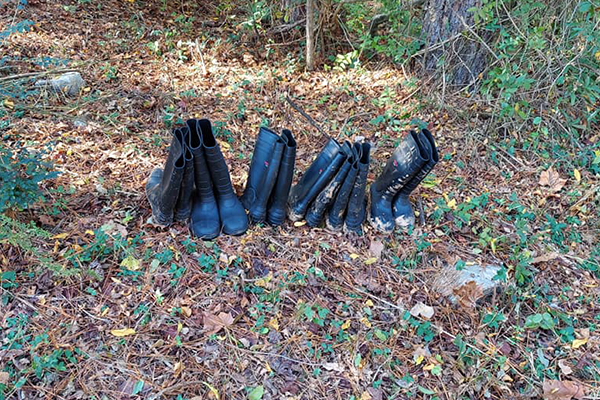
xmin=369 ymin=131 xmax=427 ymax=233
xmin=174 ymin=128 xmax=194 ymax=222
xmin=326 ymin=143 xmax=360 ymax=232
xmin=392 ymin=128 xmax=438 ymax=228
xmin=249 ymin=140 xmax=285 ymax=223
xmin=241 ymin=127 xmax=281 ymax=210
xmin=266 ymin=129 xmax=296 ymax=226
xmin=145 ymin=128 xmax=186 ymax=226
xmin=305 ymin=141 xmax=353 ymax=227
xmin=201 ymin=119 xmax=248 ymax=236
xmin=288 ymin=138 xmax=343 ymax=221
xmin=187 ymin=119 xmax=220 ymax=240
xmin=344 ymin=142 xmax=371 ymax=234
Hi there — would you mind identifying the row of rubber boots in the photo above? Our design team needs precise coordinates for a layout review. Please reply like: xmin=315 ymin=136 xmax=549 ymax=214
xmin=287 ymin=128 xmax=438 ymax=234
xmin=287 ymin=138 xmax=372 ymax=234
xmin=146 ymin=120 xmax=296 ymax=240
xmin=146 ymin=119 xmax=249 ymax=240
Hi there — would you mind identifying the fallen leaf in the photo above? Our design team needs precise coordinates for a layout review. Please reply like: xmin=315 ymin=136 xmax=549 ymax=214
xmin=542 ymin=379 xmax=586 ymax=400
xmin=558 ymin=359 xmax=573 ymax=375
xmin=453 ymin=281 xmax=484 ymax=310
xmin=532 ymin=252 xmax=562 ymax=264
xmin=111 ymin=328 xmax=136 ymax=337
xmin=364 ymin=257 xmax=377 ymax=265
xmin=571 ymin=338 xmax=587 ymax=349
xmin=410 ymin=302 xmax=435 ymax=320
xmin=248 ymin=385 xmax=264 ymax=400
xmin=323 ymin=362 xmax=344 ymax=372
xmin=203 ymin=312 xmax=234 ymax=334
xmin=0 ymin=371 xmax=9 ymax=385
xmin=203 ymin=382 xmax=219 ymax=399
xmin=573 ymin=168 xmax=581 ymax=183
xmin=539 ymin=167 xmax=567 ymax=193
xmin=369 ymin=240 xmax=384 ymax=259
xmin=120 ymin=256 xmax=140 ymax=271
xmin=293 ymin=221 xmax=306 ymax=227
xmin=254 ymin=271 xmax=273 ymax=288
xmin=367 ymin=387 xmax=382 ymax=400
xmin=51 ymin=232 xmax=68 ymax=239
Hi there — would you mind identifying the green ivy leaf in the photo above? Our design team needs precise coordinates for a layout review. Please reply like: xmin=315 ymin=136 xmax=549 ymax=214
xmin=248 ymin=385 xmax=264 ymax=400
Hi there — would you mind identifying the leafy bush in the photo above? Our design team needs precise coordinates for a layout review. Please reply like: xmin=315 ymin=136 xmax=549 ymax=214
xmin=0 ymin=142 xmax=58 ymax=213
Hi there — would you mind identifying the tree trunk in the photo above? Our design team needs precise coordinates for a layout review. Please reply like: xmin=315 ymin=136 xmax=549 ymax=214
xmin=421 ymin=0 xmax=487 ymax=88
xmin=306 ymin=0 xmax=316 ymax=71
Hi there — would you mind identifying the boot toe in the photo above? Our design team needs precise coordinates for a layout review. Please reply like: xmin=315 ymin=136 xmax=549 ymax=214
xmin=222 ymin=216 xmax=248 ymax=236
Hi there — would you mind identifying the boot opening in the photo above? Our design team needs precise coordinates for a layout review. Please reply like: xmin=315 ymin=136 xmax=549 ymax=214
xmin=422 ymin=129 xmax=439 ymax=163
xmin=199 ymin=119 xmax=216 ymax=147
xmin=187 ymin=119 xmax=202 ymax=149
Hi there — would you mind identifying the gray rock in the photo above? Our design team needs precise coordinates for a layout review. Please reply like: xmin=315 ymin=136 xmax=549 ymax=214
xmin=35 ymin=72 xmax=85 ymax=96
xmin=431 ymin=262 xmax=504 ymax=304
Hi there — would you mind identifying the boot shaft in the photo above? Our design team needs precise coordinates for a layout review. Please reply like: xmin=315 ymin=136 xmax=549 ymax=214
xmin=267 ymin=129 xmax=297 ymax=226
xmin=397 ymin=128 xmax=438 ymax=196
xmin=242 ymin=126 xmax=281 ymax=209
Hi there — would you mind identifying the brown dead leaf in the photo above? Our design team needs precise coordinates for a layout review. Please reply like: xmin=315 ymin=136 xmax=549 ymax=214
xmin=0 ymin=371 xmax=9 ymax=385
xmin=203 ymin=312 xmax=234 ymax=334
xmin=453 ymin=281 xmax=484 ymax=310
xmin=532 ymin=252 xmax=562 ymax=264
xmin=539 ymin=167 xmax=567 ymax=193
xmin=542 ymin=379 xmax=586 ymax=400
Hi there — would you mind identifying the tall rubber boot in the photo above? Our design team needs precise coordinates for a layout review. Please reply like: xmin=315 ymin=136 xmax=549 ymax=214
xmin=187 ymin=119 xmax=221 ymax=240
xmin=325 ymin=143 xmax=360 ymax=232
xmin=344 ymin=142 xmax=371 ymax=234
xmin=288 ymin=138 xmax=343 ymax=221
xmin=201 ymin=119 xmax=248 ymax=236
xmin=145 ymin=128 xmax=186 ymax=226
xmin=249 ymin=140 xmax=285 ymax=223
xmin=241 ymin=127 xmax=281 ymax=210
xmin=392 ymin=128 xmax=438 ymax=228
xmin=266 ymin=129 xmax=296 ymax=226
xmin=369 ymin=131 xmax=427 ymax=233
xmin=174 ymin=127 xmax=194 ymax=222
xmin=305 ymin=141 xmax=353 ymax=227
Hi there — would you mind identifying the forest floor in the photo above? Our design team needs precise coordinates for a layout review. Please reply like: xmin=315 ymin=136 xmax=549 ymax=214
xmin=1 ymin=1 xmax=599 ymax=400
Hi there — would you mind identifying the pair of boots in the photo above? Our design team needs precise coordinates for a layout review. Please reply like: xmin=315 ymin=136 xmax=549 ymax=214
xmin=241 ymin=127 xmax=297 ymax=225
xmin=288 ymin=138 xmax=371 ymax=233
xmin=146 ymin=119 xmax=248 ymax=240
xmin=369 ymin=128 xmax=438 ymax=233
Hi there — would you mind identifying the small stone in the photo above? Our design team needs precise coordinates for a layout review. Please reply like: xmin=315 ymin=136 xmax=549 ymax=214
xmin=431 ymin=262 xmax=503 ymax=305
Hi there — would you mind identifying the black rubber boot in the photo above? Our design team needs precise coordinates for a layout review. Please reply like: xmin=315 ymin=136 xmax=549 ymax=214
xmin=325 ymin=143 xmax=360 ymax=232
xmin=344 ymin=142 xmax=371 ymax=234
xmin=288 ymin=138 xmax=343 ymax=221
xmin=145 ymin=128 xmax=186 ymax=226
xmin=266 ymin=129 xmax=296 ymax=226
xmin=369 ymin=131 xmax=427 ymax=233
xmin=174 ymin=128 xmax=194 ymax=222
xmin=201 ymin=119 xmax=248 ymax=236
xmin=305 ymin=141 xmax=353 ymax=227
xmin=392 ymin=128 xmax=438 ymax=228
xmin=249 ymin=139 xmax=285 ymax=223
xmin=187 ymin=119 xmax=220 ymax=240
xmin=241 ymin=127 xmax=281 ymax=210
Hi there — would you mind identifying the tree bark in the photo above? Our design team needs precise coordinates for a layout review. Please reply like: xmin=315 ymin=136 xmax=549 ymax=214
xmin=421 ymin=0 xmax=487 ymax=88
xmin=306 ymin=0 xmax=316 ymax=71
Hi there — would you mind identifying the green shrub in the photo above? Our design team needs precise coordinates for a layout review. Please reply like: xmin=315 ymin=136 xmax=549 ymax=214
xmin=0 ymin=142 xmax=58 ymax=213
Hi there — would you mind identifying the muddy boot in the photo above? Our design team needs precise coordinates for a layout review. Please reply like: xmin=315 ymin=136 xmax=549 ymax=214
xmin=241 ymin=127 xmax=282 ymax=210
xmin=187 ymin=119 xmax=221 ymax=240
xmin=344 ymin=142 xmax=371 ymax=234
xmin=266 ymin=129 xmax=296 ymax=226
xmin=288 ymin=138 xmax=344 ymax=221
xmin=201 ymin=119 xmax=248 ymax=236
xmin=174 ymin=127 xmax=194 ymax=222
xmin=392 ymin=128 xmax=438 ymax=228
xmin=145 ymin=128 xmax=187 ymax=226
xmin=305 ymin=141 xmax=353 ymax=227
xmin=325 ymin=143 xmax=360 ymax=232
xmin=369 ymin=131 xmax=427 ymax=233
